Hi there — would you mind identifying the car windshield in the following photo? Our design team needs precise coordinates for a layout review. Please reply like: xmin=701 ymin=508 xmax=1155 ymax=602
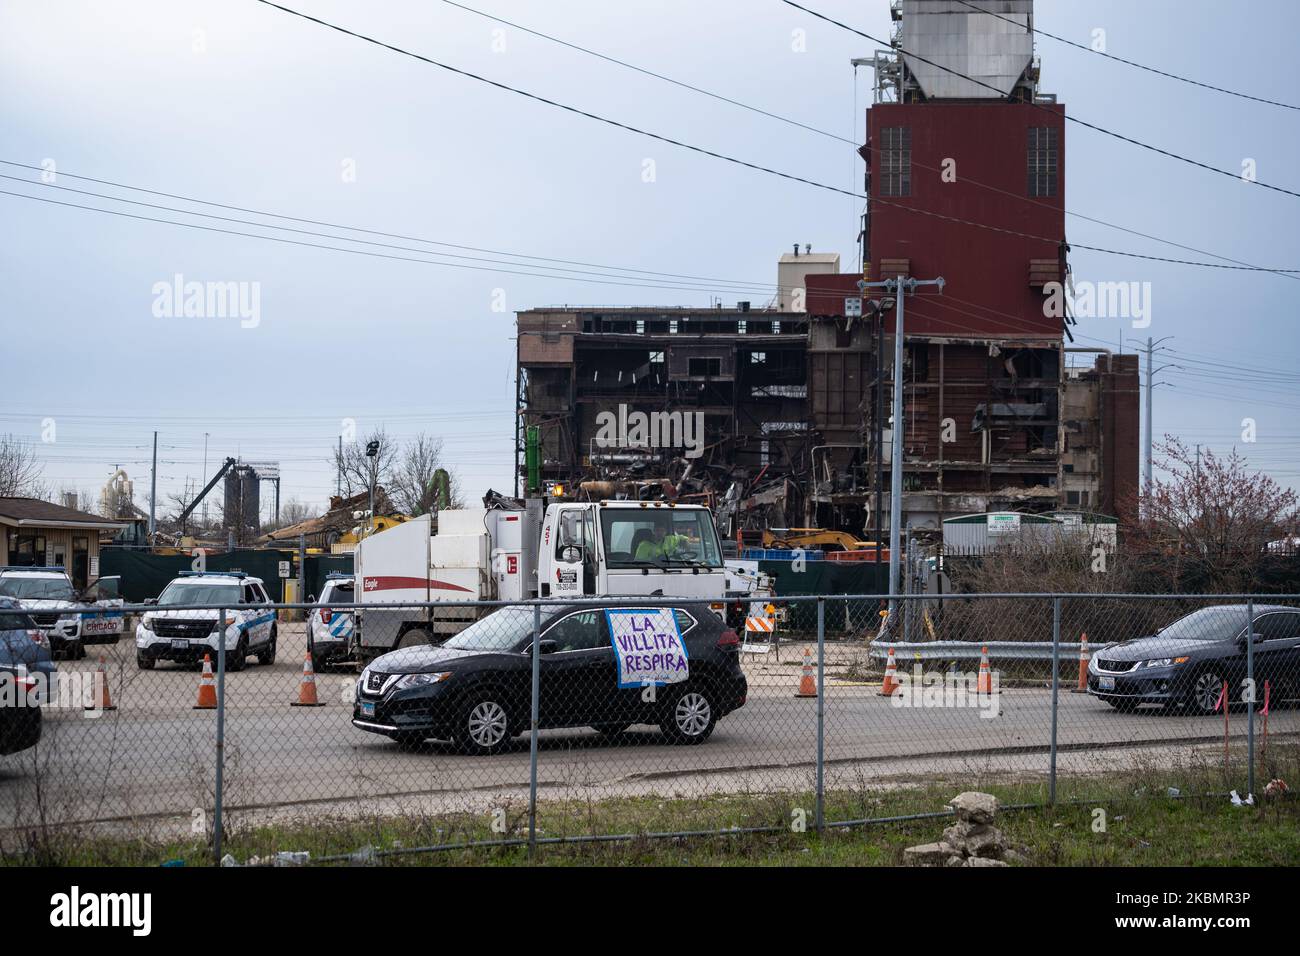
xmin=158 ymin=582 xmax=241 ymax=607
xmin=0 ymin=577 xmax=75 ymax=601
xmin=600 ymin=508 xmax=724 ymax=569
xmin=443 ymin=606 xmax=542 ymax=652
xmin=1157 ymin=606 xmax=1254 ymax=642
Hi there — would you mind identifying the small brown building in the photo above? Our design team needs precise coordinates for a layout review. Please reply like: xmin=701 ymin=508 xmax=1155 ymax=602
xmin=0 ymin=498 xmax=126 ymax=590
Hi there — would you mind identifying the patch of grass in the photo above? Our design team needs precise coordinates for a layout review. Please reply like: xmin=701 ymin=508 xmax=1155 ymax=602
xmin=6 ymin=757 xmax=1298 ymax=866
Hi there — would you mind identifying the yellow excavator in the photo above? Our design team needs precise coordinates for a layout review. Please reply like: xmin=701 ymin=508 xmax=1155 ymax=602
xmin=760 ymin=528 xmax=882 ymax=553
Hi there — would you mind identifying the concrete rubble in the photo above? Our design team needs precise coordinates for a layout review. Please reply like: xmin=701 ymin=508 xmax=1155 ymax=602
xmin=903 ymin=792 xmax=1019 ymax=867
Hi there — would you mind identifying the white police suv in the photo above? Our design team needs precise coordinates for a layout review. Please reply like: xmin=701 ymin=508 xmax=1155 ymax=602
xmin=135 ymin=571 xmax=277 ymax=671
xmin=307 ymin=573 xmax=355 ymax=671
xmin=0 ymin=566 xmax=123 ymax=660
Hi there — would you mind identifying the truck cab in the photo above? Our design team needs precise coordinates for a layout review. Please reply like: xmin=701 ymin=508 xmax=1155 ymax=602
xmin=538 ymin=501 xmax=727 ymax=601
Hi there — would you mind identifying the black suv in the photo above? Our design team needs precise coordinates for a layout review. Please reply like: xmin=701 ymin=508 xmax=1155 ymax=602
xmin=352 ymin=602 xmax=747 ymax=754
xmin=1088 ymin=604 xmax=1300 ymax=714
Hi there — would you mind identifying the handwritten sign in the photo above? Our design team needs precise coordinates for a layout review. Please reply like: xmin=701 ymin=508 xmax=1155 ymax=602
xmin=605 ymin=608 xmax=689 ymax=689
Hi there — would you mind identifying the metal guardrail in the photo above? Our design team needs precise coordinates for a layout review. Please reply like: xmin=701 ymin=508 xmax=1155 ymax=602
xmin=869 ymin=641 xmax=1089 ymax=661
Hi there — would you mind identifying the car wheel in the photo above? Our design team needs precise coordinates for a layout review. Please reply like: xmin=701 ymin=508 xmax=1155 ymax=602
xmin=72 ymin=641 xmax=87 ymax=660
xmin=226 ymin=636 xmax=248 ymax=673
xmin=256 ymin=626 xmax=277 ymax=665
xmin=659 ymin=684 xmax=717 ymax=745
xmin=136 ymin=652 xmax=155 ymax=670
xmin=396 ymin=628 xmax=433 ymax=649
xmin=1187 ymin=669 xmax=1226 ymax=716
xmin=455 ymin=694 xmax=513 ymax=756
xmin=591 ymin=723 xmax=631 ymax=737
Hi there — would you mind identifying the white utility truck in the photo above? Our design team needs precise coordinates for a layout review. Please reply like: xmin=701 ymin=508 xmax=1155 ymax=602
xmin=352 ymin=499 xmax=729 ymax=660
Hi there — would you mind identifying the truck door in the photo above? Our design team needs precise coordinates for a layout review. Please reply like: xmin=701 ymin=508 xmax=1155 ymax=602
xmin=550 ymin=507 xmax=588 ymax=597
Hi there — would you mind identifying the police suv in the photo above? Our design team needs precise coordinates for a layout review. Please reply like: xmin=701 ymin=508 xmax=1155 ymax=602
xmin=0 ymin=566 xmax=124 ymax=660
xmin=135 ymin=571 xmax=277 ymax=670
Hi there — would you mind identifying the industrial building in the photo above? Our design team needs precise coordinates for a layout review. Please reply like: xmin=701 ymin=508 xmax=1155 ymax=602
xmin=515 ymin=0 xmax=1138 ymax=545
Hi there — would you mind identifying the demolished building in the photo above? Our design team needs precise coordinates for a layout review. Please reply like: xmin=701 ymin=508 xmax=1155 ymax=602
xmin=514 ymin=0 xmax=1138 ymax=542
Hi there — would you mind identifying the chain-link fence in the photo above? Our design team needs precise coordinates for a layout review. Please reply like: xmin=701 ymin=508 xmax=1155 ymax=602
xmin=2 ymin=592 xmax=1297 ymax=862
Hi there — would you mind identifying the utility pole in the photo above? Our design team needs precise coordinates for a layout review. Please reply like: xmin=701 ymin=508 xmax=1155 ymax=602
xmin=860 ymin=274 xmax=945 ymax=628
xmin=202 ymin=432 xmax=209 ymax=529
xmin=148 ymin=430 xmax=158 ymax=541
xmin=337 ymin=435 xmax=342 ymax=498
xmin=1130 ymin=336 xmax=1178 ymax=510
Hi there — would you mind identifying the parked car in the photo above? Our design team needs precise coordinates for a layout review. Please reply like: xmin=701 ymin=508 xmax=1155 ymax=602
xmin=353 ymin=602 xmax=747 ymax=754
xmin=307 ymin=574 xmax=355 ymax=671
xmin=0 ymin=597 xmax=56 ymax=756
xmin=135 ymin=571 xmax=277 ymax=671
xmin=1088 ymin=604 xmax=1300 ymax=714
xmin=0 ymin=566 xmax=124 ymax=660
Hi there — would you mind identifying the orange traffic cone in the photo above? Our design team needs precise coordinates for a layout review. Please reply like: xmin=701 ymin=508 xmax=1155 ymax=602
xmin=977 ymin=646 xmax=995 ymax=695
xmin=291 ymin=654 xmax=326 ymax=707
xmin=194 ymin=654 xmax=218 ymax=710
xmin=1072 ymin=632 xmax=1090 ymax=694
xmin=86 ymin=654 xmax=116 ymax=711
xmin=794 ymin=647 xmax=818 ymax=698
xmin=879 ymin=647 xmax=900 ymax=696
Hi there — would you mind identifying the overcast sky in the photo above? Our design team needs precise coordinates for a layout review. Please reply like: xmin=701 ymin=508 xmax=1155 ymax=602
xmin=3 ymin=0 xmax=1298 ymax=519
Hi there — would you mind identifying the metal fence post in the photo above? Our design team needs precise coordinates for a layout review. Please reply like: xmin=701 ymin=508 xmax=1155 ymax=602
xmin=528 ymin=602 xmax=541 ymax=858
xmin=1049 ymin=596 xmax=1061 ymax=806
xmin=1247 ymin=597 xmax=1255 ymax=800
xmin=815 ymin=596 xmax=825 ymax=832
xmin=214 ymin=605 xmax=225 ymax=865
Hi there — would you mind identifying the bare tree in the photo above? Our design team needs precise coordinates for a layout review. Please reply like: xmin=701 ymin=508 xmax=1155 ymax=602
xmin=50 ymin=486 xmax=98 ymax=515
xmin=330 ymin=428 xmax=397 ymax=500
xmin=329 ymin=429 xmax=461 ymax=515
xmin=266 ymin=497 xmax=319 ymax=531
xmin=0 ymin=435 xmax=46 ymax=498
xmin=389 ymin=433 xmax=462 ymax=515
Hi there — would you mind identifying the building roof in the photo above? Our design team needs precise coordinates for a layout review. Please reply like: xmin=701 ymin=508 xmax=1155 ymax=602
xmin=0 ymin=497 xmax=128 ymax=531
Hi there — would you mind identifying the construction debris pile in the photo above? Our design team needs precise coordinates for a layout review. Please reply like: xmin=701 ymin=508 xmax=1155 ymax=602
xmin=903 ymin=792 xmax=1025 ymax=867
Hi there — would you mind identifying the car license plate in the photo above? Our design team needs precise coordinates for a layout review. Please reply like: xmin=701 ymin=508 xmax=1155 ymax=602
xmin=1099 ymin=676 xmax=1115 ymax=691
xmin=171 ymin=639 xmax=189 ymax=651
xmin=360 ymin=701 xmax=375 ymax=718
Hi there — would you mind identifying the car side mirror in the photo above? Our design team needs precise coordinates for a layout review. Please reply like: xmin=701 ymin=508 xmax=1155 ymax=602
xmin=525 ymin=639 xmax=559 ymax=655
xmin=144 ymin=598 xmax=158 ymax=606
xmin=308 ymin=594 xmax=316 ymax=605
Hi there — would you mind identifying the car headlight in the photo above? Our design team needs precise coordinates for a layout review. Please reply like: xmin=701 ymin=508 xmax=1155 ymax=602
xmin=394 ymin=671 xmax=452 ymax=690
xmin=1140 ymin=657 xmax=1188 ymax=668
xmin=141 ymin=617 xmax=154 ymax=632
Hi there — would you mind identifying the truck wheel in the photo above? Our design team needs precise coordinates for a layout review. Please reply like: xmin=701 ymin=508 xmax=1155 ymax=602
xmin=659 ymin=684 xmax=717 ymax=745
xmin=396 ymin=629 xmax=433 ymax=649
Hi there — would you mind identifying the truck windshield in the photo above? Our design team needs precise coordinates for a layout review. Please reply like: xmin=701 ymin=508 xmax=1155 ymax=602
xmin=443 ymin=606 xmax=540 ymax=652
xmin=599 ymin=508 xmax=723 ymax=569
xmin=158 ymin=582 xmax=241 ymax=607
xmin=0 ymin=577 xmax=76 ymax=601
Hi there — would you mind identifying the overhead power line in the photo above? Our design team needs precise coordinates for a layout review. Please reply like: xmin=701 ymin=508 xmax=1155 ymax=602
xmin=0 ymin=174 xmax=791 ymax=296
xmin=0 ymin=188 xmax=802 ymax=299
xmin=0 ymin=161 xmax=783 ymax=293
xmin=236 ymin=3 xmax=1300 ymax=278
xmin=252 ymin=0 xmax=862 ymax=201
xmin=436 ymin=0 xmax=857 ymax=145
xmin=780 ymin=0 xmax=1300 ymax=200
xmin=952 ymin=0 xmax=1300 ymax=112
